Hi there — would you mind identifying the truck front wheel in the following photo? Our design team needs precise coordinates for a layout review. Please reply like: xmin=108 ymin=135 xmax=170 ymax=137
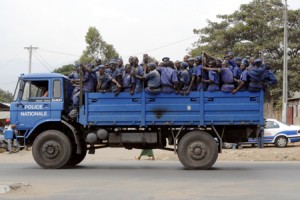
xmin=178 ymin=131 xmax=218 ymax=170
xmin=67 ymin=140 xmax=87 ymax=166
xmin=32 ymin=130 xmax=72 ymax=169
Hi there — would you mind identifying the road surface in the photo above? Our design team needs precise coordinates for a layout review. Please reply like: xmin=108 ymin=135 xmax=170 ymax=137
xmin=0 ymin=160 xmax=299 ymax=200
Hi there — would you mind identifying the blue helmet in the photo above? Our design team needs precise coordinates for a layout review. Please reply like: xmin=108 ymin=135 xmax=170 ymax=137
xmin=181 ymin=62 xmax=189 ymax=68
xmin=196 ymin=56 xmax=202 ymax=61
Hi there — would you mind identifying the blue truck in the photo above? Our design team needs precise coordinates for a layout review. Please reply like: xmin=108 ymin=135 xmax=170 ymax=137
xmin=8 ymin=73 xmax=264 ymax=169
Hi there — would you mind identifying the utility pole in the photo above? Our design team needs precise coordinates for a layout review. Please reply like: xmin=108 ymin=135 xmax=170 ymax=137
xmin=282 ymin=0 xmax=288 ymax=123
xmin=24 ymin=45 xmax=38 ymax=73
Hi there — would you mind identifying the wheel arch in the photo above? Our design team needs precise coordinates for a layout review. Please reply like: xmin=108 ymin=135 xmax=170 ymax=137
xmin=26 ymin=120 xmax=82 ymax=153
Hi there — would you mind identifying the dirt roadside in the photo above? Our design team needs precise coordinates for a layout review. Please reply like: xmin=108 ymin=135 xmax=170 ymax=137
xmin=1 ymin=142 xmax=300 ymax=162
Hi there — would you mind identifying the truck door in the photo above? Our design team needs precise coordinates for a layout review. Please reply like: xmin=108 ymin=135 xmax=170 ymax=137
xmin=51 ymin=79 xmax=64 ymax=119
xmin=16 ymin=79 xmax=51 ymax=129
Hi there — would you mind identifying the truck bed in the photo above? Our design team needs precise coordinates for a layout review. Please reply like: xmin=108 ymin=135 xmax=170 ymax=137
xmin=79 ymin=91 xmax=264 ymax=127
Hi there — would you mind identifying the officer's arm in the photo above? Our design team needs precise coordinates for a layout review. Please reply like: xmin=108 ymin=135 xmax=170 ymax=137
xmin=231 ymin=81 xmax=245 ymax=94
xmin=111 ymin=78 xmax=121 ymax=88
xmin=186 ymin=75 xmax=195 ymax=95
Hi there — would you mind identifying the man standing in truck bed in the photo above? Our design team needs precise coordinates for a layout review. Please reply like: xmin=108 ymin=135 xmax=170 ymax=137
xmin=69 ymin=64 xmax=96 ymax=119
xmin=157 ymin=57 xmax=179 ymax=94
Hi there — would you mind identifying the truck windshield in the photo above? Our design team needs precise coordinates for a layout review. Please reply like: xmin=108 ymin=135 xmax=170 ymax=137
xmin=12 ymin=79 xmax=21 ymax=102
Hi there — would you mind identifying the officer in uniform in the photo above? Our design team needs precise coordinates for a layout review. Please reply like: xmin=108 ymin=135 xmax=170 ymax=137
xmin=157 ymin=57 xmax=179 ymax=94
xmin=203 ymin=60 xmax=220 ymax=91
xmin=195 ymin=56 xmax=208 ymax=91
xmin=263 ymin=61 xmax=277 ymax=89
xmin=203 ymin=60 xmax=234 ymax=92
xmin=96 ymin=65 xmax=121 ymax=93
xmin=116 ymin=58 xmax=125 ymax=75
xmin=248 ymin=59 xmax=266 ymax=92
xmin=232 ymin=59 xmax=250 ymax=94
xmin=178 ymin=62 xmax=190 ymax=93
xmin=69 ymin=64 xmax=96 ymax=119
xmin=227 ymin=51 xmax=236 ymax=71
xmin=219 ymin=60 xmax=235 ymax=92
xmin=131 ymin=56 xmax=144 ymax=93
xmin=233 ymin=57 xmax=242 ymax=87
xmin=183 ymin=55 xmax=190 ymax=62
xmin=135 ymin=62 xmax=161 ymax=95
xmin=122 ymin=64 xmax=135 ymax=95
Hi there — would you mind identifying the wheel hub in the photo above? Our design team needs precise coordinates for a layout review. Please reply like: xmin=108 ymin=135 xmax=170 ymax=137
xmin=42 ymin=141 xmax=60 ymax=159
xmin=189 ymin=142 xmax=207 ymax=160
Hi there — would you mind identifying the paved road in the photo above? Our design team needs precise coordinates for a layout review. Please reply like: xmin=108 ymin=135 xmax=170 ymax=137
xmin=0 ymin=160 xmax=299 ymax=200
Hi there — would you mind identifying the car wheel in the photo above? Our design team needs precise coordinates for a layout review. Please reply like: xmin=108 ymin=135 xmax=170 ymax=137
xmin=275 ymin=136 xmax=288 ymax=148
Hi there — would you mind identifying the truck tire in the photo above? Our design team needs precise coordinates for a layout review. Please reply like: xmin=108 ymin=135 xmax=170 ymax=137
xmin=32 ymin=130 xmax=72 ymax=169
xmin=67 ymin=141 xmax=87 ymax=166
xmin=178 ymin=131 xmax=218 ymax=170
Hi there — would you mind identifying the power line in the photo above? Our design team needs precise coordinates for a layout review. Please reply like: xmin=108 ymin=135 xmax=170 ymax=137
xmin=0 ymin=49 xmax=25 ymax=71
xmin=39 ymin=48 xmax=80 ymax=57
xmin=125 ymin=35 xmax=198 ymax=58
xmin=35 ymin=51 xmax=53 ymax=70
xmin=33 ymin=54 xmax=52 ymax=72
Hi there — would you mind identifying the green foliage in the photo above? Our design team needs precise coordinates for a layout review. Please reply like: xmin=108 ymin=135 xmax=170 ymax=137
xmin=191 ymin=0 xmax=300 ymax=105
xmin=80 ymin=26 xmax=119 ymax=64
xmin=53 ymin=64 xmax=76 ymax=77
xmin=0 ymin=88 xmax=13 ymax=103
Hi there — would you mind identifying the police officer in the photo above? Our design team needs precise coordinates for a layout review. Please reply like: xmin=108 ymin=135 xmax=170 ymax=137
xmin=248 ymin=59 xmax=266 ymax=92
xmin=122 ymin=64 xmax=135 ymax=95
xmin=116 ymin=58 xmax=125 ymax=75
xmin=227 ymin=51 xmax=236 ymax=70
xmin=157 ymin=57 xmax=179 ymax=94
xmin=131 ymin=56 xmax=144 ymax=93
xmin=135 ymin=62 xmax=161 ymax=95
xmin=195 ymin=56 xmax=208 ymax=91
xmin=128 ymin=56 xmax=134 ymax=68
xmin=233 ymin=57 xmax=242 ymax=86
xmin=263 ymin=61 xmax=277 ymax=89
xmin=185 ymin=57 xmax=197 ymax=94
xmin=204 ymin=60 xmax=234 ymax=92
xmin=183 ymin=55 xmax=190 ymax=62
xmin=178 ymin=62 xmax=190 ymax=93
xmin=69 ymin=64 xmax=80 ymax=80
xmin=232 ymin=59 xmax=250 ymax=94
xmin=202 ymin=60 xmax=220 ymax=91
xmin=108 ymin=60 xmax=119 ymax=93
xmin=69 ymin=64 xmax=96 ymax=119
xmin=96 ymin=65 xmax=121 ymax=93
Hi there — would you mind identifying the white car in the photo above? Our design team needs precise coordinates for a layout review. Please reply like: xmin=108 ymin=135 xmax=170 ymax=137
xmin=224 ymin=119 xmax=300 ymax=148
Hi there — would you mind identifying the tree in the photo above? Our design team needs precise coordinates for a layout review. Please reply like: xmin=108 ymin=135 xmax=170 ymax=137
xmin=80 ymin=27 xmax=119 ymax=64
xmin=53 ymin=64 xmax=76 ymax=77
xmin=191 ymin=0 xmax=300 ymax=105
xmin=0 ymin=88 xmax=13 ymax=103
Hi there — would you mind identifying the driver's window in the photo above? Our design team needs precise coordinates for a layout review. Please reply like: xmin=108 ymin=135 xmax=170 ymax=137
xmin=21 ymin=80 xmax=49 ymax=101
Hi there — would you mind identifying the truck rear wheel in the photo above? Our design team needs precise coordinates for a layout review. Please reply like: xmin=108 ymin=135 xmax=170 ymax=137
xmin=32 ymin=130 xmax=72 ymax=169
xmin=178 ymin=131 xmax=218 ymax=170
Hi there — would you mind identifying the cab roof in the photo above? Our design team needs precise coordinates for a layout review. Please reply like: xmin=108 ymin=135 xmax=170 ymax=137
xmin=20 ymin=73 xmax=69 ymax=79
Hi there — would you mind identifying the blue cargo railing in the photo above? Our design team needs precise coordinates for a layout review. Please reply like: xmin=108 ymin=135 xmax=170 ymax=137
xmin=79 ymin=91 xmax=264 ymax=127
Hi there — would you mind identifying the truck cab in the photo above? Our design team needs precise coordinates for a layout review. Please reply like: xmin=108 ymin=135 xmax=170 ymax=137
xmin=10 ymin=73 xmax=70 ymax=143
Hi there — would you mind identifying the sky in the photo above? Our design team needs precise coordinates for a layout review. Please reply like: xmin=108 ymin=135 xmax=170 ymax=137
xmin=0 ymin=0 xmax=300 ymax=93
